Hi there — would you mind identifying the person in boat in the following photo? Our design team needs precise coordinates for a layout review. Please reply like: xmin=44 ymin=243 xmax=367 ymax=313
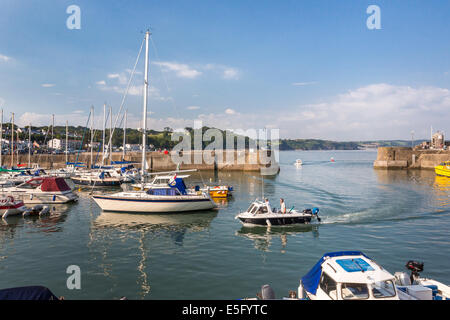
xmin=280 ymin=198 xmax=286 ymax=214
xmin=265 ymin=198 xmax=272 ymax=213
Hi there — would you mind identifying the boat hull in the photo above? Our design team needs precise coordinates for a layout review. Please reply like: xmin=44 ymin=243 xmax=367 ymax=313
xmin=0 ymin=202 xmax=26 ymax=217
xmin=435 ymin=166 xmax=450 ymax=178
xmin=0 ymin=191 xmax=78 ymax=204
xmin=237 ymin=215 xmax=313 ymax=226
xmin=71 ymin=177 xmax=122 ymax=187
xmin=92 ymin=195 xmax=216 ymax=213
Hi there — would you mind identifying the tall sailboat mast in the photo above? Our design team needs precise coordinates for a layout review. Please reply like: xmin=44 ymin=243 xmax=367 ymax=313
xmin=123 ymin=109 xmax=127 ymax=160
xmin=28 ymin=123 xmax=31 ymax=167
xmin=90 ymin=106 xmax=94 ymax=168
xmin=51 ymin=114 xmax=54 ymax=149
xmin=66 ymin=120 xmax=69 ymax=165
xmin=141 ymin=30 xmax=150 ymax=180
xmin=109 ymin=105 xmax=112 ymax=164
xmin=102 ymin=103 xmax=106 ymax=165
xmin=11 ymin=112 xmax=14 ymax=168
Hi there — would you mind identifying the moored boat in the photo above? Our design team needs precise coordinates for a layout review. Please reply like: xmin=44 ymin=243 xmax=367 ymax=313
xmin=71 ymin=171 xmax=122 ymax=187
xmin=0 ymin=196 xmax=27 ymax=218
xmin=297 ymin=251 xmax=450 ymax=300
xmin=245 ymin=251 xmax=450 ymax=300
xmin=92 ymin=177 xmax=216 ymax=213
xmin=0 ymin=177 xmax=78 ymax=204
xmin=435 ymin=161 xmax=450 ymax=178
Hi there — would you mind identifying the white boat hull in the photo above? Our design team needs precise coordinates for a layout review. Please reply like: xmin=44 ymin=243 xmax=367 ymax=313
xmin=92 ymin=194 xmax=216 ymax=213
xmin=0 ymin=191 xmax=78 ymax=204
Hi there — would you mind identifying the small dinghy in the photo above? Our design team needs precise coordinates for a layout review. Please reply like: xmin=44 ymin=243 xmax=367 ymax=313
xmin=235 ymin=199 xmax=320 ymax=226
xmin=0 ymin=196 xmax=27 ymax=218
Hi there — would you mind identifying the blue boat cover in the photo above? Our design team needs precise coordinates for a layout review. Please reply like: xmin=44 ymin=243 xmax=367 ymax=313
xmin=111 ymin=161 xmax=134 ymax=165
xmin=301 ymin=251 xmax=370 ymax=295
xmin=0 ymin=286 xmax=58 ymax=300
xmin=336 ymin=258 xmax=374 ymax=272
xmin=169 ymin=177 xmax=187 ymax=195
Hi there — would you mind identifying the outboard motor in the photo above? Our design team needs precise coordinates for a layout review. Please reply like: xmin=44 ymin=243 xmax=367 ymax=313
xmin=258 ymin=284 xmax=275 ymax=300
xmin=406 ymin=260 xmax=424 ymax=284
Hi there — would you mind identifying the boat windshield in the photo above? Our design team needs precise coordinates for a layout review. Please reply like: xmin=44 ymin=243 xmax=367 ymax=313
xmin=247 ymin=204 xmax=255 ymax=212
xmin=257 ymin=206 xmax=268 ymax=214
xmin=371 ymin=280 xmax=396 ymax=298
xmin=341 ymin=283 xmax=369 ymax=300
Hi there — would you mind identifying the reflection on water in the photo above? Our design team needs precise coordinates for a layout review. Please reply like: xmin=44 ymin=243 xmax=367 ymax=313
xmin=236 ymin=225 xmax=319 ymax=253
xmin=0 ymin=151 xmax=449 ymax=299
xmin=89 ymin=210 xmax=218 ymax=299
xmin=0 ymin=204 xmax=72 ymax=236
xmin=434 ymin=176 xmax=450 ymax=208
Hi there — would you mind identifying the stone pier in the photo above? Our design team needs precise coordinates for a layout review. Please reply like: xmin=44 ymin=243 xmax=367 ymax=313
xmin=374 ymin=147 xmax=450 ymax=170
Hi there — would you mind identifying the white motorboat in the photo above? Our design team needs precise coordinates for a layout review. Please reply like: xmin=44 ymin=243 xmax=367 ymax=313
xmin=0 ymin=196 xmax=27 ymax=218
xmin=294 ymin=159 xmax=303 ymax=167
xmin=296 ymin=251 xmax=450 ymax=300
xmin=0 ymin=177 xmax=78 ymax=204
xmin=235 ymin=199 xmax=320 ymax=226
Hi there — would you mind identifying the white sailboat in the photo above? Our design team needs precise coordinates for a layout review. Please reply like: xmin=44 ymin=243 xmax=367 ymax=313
xmin=92 ymin=31 xmax=216 ymax=213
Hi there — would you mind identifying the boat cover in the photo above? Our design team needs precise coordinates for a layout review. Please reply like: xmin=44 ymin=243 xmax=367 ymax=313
xmin=169 ymin=178 xmax=187 ymax=195
xmin=41 ymin=177 xmax=72 ymax=192
xmin=301 ymin=251 xmax=370 ymax=295
xmin=0 ymin=286 xmax=58 ymax=300
xmin=112 ymin=161 xmax=135 ymax=165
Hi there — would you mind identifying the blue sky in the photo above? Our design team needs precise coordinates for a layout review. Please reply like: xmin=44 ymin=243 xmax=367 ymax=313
xmin=0 ymin=0 xmax=449 ymax=140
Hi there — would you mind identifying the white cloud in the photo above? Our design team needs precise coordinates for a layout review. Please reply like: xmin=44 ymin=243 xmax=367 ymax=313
xmin=41 ymin=83 xmax=55 ymax=88
xmin=17 ymin=83 xmax=448 ymax=140
xmin=96 ymin=80 xmax=106 ymax=85
xmin=0 ymin=54 xmax=11 ymax=62
xmin=222 ymin=67 xmax=240 ymax=80
xmin=292 ymin=81 xmax=317 ymax=86
xmin=152 ymin=61 xmax=202 ymax=79
xmin=205 ymin=64 xmax=240 ymax=80
xmin=187 ymin=106 xmax=200 ymax=110
xmin=225 ymin=108 xmax=236 ymax=115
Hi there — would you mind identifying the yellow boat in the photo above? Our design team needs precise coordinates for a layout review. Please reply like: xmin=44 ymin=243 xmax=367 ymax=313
xmin=435 ymin=161 xmax=450 ymax=178
xmin=205 ymin=186 xmax=232 ymax=198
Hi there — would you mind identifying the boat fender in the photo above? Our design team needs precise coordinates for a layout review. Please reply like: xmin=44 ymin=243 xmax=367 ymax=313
xmin=39 ymin=206 xmax=50 ymax=216
xmin=265 ymin=219 xmax=272 ymax=227
xmin=298 ymin=280 xmax=305 ymax=300
xmin=52 ymin=195 xmax=56 ymax=202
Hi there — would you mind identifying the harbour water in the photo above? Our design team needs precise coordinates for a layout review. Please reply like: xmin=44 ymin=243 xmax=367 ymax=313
xmin=0 ymin=150 xmax=449 ymax=299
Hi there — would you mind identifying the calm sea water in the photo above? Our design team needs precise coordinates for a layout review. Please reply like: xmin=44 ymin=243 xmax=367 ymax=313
xmin=0 ymin=150 xmax=449 ymax=299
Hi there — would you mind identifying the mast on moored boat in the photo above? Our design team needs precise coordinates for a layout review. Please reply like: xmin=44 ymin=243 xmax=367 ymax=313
xmin=141 ymin=30 xmax=150 ymax=183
